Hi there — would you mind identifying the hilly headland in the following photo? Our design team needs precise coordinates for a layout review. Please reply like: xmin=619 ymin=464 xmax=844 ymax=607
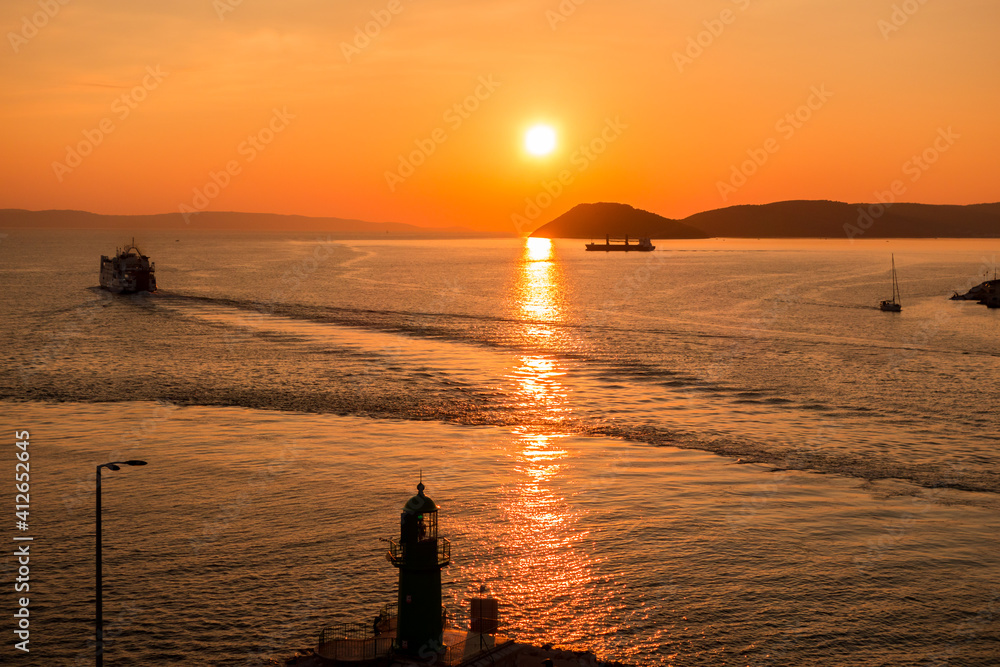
xmin=529 ymin=200 xmax=1000 ymax=239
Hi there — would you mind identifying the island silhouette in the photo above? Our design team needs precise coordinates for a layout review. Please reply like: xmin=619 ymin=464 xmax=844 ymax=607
xmin=530 ymin=200 xmax=1000 ymax=239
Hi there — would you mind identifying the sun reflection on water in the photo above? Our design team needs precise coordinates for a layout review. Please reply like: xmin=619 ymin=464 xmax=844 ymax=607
xmin=477 ymin=239 xmax=614 ymax=651
xmin=495 ymin=428 xmax=598 ymax=649
xmin=517 ymin=237 xmax=564 ymax=328
xmin=509 ymin=355 xmax=570 ymax=421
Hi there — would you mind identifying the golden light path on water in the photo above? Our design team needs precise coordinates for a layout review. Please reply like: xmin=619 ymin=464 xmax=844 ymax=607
xmin=519 ymin=237 xmax=563 ymax=326
xmin=482 ymin=238 xmax=622 ymax=649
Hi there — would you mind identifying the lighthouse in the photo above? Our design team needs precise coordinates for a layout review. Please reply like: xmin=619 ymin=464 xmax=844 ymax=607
xmin=386 ymin=479 xmax=451 ymax=657
xmin=312 ymin=480 xmax=515 ymax=665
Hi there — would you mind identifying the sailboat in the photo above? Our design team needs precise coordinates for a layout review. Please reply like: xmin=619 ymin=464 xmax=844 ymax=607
xmin=879 ymin=254 xmax=902 ymax=312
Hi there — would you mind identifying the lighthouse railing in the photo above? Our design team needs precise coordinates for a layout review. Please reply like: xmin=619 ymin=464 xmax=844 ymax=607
xmin=386 ymin=537 xmax=451 ymax=566
xmin=438 ymin=537 xmax=451 ymax=565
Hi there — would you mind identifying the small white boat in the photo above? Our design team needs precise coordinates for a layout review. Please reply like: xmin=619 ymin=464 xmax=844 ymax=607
xmin=879 ymin=254 xmax=901 ymax=312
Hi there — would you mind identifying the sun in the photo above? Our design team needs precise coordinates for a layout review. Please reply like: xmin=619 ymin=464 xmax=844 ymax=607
xmin=525 ymin=124 xmax=557 ymax=156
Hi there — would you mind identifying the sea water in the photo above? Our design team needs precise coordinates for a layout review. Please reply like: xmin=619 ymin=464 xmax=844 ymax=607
xmin=1 ymin=231 xmax=998 ymax=665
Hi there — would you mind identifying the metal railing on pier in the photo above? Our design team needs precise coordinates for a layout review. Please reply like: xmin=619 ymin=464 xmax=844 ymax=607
xmin=316 ymin=603 xmax=397 ymax=662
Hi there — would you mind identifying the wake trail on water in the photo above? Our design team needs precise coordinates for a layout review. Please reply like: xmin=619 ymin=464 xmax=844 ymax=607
xmin=6 ymin=290 xmax=1000 ymax=499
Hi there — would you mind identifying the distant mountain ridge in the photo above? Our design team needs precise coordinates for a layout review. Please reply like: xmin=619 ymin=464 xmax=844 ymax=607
xmin=530 ymin=200 xmax=1000 ymax=239
xmin=3 ymin=201 xmax=998 ymax=238
xmin=0 ymin=209 xmax=502 ymax=238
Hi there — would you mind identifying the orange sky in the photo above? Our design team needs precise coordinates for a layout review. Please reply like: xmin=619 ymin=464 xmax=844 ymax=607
xmin=1 ymin=0 xmax=998 ymax=232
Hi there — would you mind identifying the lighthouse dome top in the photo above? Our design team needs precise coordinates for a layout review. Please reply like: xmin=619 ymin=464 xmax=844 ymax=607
xmin=403 ymin=481 xmax=438 ymax=514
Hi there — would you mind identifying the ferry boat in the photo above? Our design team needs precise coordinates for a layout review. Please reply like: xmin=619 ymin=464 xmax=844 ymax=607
xmin=100 ymin=240 xmax=157 ymax=293
xmin=585 ymin=234 xmax=655 ymax=252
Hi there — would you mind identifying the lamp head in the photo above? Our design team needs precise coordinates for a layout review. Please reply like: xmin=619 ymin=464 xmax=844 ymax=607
xmin=100 ymin=460 xmax=148 ymax=472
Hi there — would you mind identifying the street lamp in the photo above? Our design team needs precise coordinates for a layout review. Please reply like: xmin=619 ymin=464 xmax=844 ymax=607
xmin=96 ymin=460 xmax=147 ymax=666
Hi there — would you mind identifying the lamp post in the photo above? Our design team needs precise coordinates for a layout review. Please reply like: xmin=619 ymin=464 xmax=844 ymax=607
xmin=96 ymin=460 xmax=147 ymax=666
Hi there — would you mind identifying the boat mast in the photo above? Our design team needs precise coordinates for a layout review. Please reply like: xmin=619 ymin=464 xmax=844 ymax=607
xmin=891 ymin=254 xmax=900 ymax=305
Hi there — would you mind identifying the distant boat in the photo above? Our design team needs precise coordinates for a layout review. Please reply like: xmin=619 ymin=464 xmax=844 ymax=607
xmin=100 ymin=239 xmax=157 ymax=293
xmin=879 ymin=254 xmax=901 ymax=312
xmin=585 ymin=234 xmax=655 ymax=252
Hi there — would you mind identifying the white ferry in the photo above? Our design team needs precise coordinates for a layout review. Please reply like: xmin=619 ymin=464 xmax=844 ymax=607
xmin=100 ymin=240 xmax=157 ymax=293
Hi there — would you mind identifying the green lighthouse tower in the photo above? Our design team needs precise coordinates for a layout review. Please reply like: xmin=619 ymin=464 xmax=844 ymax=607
xmin=386 ymin=479 xmax=451 ymax=656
